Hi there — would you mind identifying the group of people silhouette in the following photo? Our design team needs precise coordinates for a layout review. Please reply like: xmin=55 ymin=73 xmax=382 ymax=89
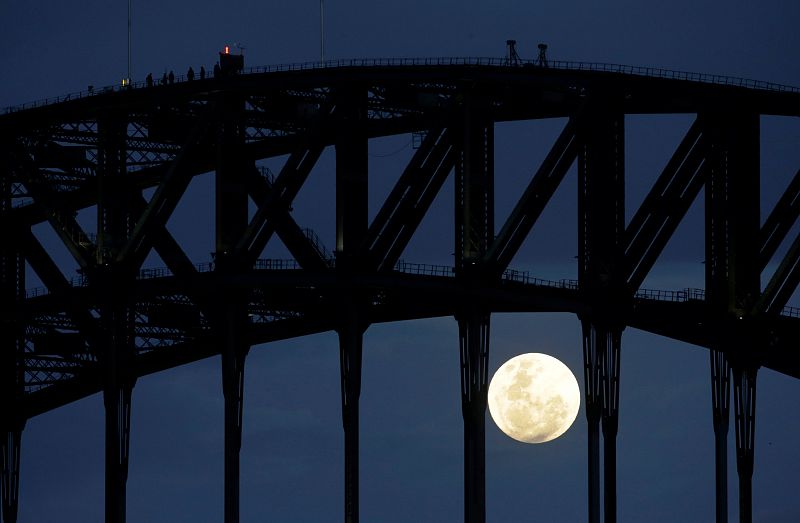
xmin=144 ymin=65 xmax=214 ymax=87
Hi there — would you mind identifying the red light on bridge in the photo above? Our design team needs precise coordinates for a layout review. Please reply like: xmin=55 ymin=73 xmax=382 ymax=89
xmin=224 ymin=45 xmax=230 ymax=55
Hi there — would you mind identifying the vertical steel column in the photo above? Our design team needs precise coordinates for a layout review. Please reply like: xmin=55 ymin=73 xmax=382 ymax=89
xmin=337 ymin=308 xmax=364 ymax=523
xmin=102 ymin=381 xmax=132 ymax=523
xmin=601 ymin=329 xmax=621 ymax=520
xmin=580 ymin=322 xmax=621 ymax=523
xmin=220 ymin=325 xmax=246 ymax=523
xmin=215 ymin=93 xmax=250 ymax=523
xmin=705 ymin=112 xmax=730 ymax=523
xmin=1 ymin=160 xmax=25 ymax=523
xmin=577 ymin=100 xmax=625 ymax=523
xmin=455 ymin=89 xmax=493 ymax=523
xmin=733 ymin=366 xmax=757 ymax=523
xmin=335 ymin=85 xmax=368 ymax=523
xmin=96 ymin=115 xmax=135 ymax=523
xmin=1 ymin=432 xmax=21 ymax=523
xmin=704 ymin=111 xmax=760 ymax=523
xmin=457 ymin=310 xmax=490 ymax=523
xmin=727 ymin=117 xmax=760 ymax=523
xmin=710 ymin=350 xmax=730 ymax=523
xmin=580 ymin=319 xmax=602 ymax=523
xmin=455 ymin=91 xmax=494 ymax=267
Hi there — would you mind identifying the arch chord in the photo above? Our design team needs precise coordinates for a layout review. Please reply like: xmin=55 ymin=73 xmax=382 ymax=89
xmin=577 ymin=99 xmax=625 ymax=523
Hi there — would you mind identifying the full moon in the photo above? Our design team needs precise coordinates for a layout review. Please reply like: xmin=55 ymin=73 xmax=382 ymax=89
xmin=488 ymin=353 xmax=581 ymax=444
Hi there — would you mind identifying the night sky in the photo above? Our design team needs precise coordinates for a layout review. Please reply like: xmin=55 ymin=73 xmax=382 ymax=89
xmin=3 ymin=1 xmax=800 ymax=521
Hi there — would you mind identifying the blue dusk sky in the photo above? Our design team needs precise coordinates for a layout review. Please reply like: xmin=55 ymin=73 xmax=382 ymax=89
xmin=2 ymin=1 xmax=800 ymax=521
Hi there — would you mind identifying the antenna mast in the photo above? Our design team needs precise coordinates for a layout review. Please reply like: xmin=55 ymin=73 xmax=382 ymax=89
xmin=320 ymin=0 xmax=325 ymax=62
xmin=127 ymin=0 xmax=132 ymax=84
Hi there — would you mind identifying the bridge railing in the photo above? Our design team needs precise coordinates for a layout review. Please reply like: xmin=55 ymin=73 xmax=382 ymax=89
xmin=4 ymin=57 xmax=798 ymax=114
xmin=501 ymin=268 xmax=579 ymax=289
xmin=22 ymin=260 xmax=800 ymax=319
xmin=254 ymin=259 xmax=302 ymax=271
xmin=635 ymin=287 xmax=711 ymax=302
xmin=781 ymin=305 xmax=800 ymax=318
xmin=394 ymin=260 xmax=454 ymax=277
xmin=302 ymin=228 xmax=334 ymax=263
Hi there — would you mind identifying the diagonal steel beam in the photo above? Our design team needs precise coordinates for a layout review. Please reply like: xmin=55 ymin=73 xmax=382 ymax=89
xmin=625 ymin=118 xmax=707 ymax=291
xmin=20 ymin=228 xmax=80 ymax=296
xmin=22 ymin=170 xmax=94 ymax=271
xmin=759 ymin=168 xmax=800 ymax=271
xmin=483 ymin=116 xmax=579 ymax=275
xmin=756 ymin=231 xmax=800 ymax=314
xmin=128 ymin=193 xmax=199 ymax=279
xmin=379 ymin=146 xmax=456 ymax=272
xmin=19 ymin=229 xmax=98 ymax=358
xmin=237 ymin=145 xmax=327 ymax=269
xmin=364 ymin=127 xmax=444 ymax=251
xmin=625 ymin=119 xmax=701 ymax=241
xmin=126 ymin=192 xmax=215 ymax=320
xmin=116 ymin=114 xmax=214 ymax=273
xmin=362 ymin=127 xmax=456 ymax=272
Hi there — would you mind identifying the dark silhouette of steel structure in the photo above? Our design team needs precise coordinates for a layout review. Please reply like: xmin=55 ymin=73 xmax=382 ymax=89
xmin=2 ymin=56 xmax=800 ymax=523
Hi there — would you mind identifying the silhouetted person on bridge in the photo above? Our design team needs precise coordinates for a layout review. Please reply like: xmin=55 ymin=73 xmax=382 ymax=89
xmin=146 ymin=73 xmax=153 ymax=87
xmin=187 ymin=66 xmax=194 ymax=81
xmin=161 ymin=72 xmax=167 ymax=85
xmin=168 ymin=70 xmax=175 ymax=84
xmin=213 ymin=63 xmax=220 ymax=78
xmin=200 ymin=65 xmax=206 ymax=79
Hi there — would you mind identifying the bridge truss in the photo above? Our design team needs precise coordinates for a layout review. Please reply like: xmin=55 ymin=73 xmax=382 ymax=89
xmin=1 ymin=59 xmax=800 ymax=523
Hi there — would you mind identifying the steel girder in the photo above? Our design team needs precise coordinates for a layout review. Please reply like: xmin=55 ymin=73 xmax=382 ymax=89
xmin=362 ymin=126 xmax=456 ymax=272
xmin=577 ymin=96 xmax=626 ymax=523
xmin=1 ymin=155 xmax=25 ymax=523
xmin=625 ymin=116 xmax=708 ymax=291
xmin=454 ymin=89 xmax=494 ymax=523
xmin=484 ymin=115 xmax=580 ymax=277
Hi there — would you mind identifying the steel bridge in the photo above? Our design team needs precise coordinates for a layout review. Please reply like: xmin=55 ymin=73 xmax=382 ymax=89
xmin=2 ymin=56 xmax=800 ymax=523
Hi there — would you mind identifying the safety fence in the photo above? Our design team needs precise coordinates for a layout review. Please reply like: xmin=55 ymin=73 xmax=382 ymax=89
xmin=5 ymin=57 xmax=798 ymax=114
